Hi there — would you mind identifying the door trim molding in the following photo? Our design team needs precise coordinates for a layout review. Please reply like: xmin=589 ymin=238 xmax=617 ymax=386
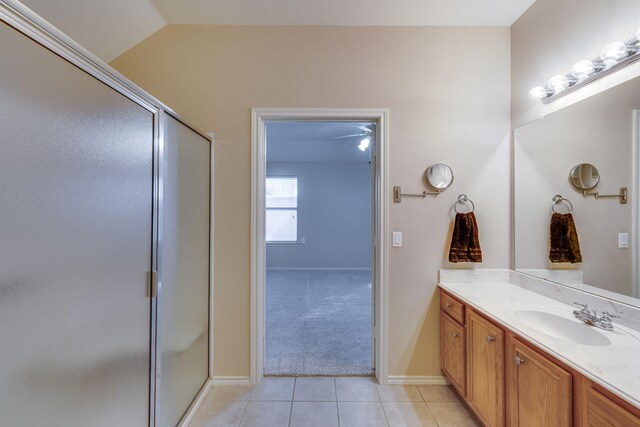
xmin=251 ymin=108 xmax=390 ymax=384
xmin=633 ymin=110 xmax=640 ymax=299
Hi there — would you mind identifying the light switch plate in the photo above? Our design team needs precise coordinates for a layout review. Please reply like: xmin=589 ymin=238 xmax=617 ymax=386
xmin=393 ymin=231 xmax=402 ymax=247
xmin=619 ymin=232 xmax=629 ymax=249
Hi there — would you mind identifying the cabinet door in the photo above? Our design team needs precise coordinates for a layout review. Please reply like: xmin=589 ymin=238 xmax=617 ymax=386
xmin=582 ymin=379 xmax=640 ymax=427
xmin=441 ymin=312 xmax=465 ymax=396
xmin=506 ymin=336 xmax=572 ymax=427
xmin=467 ymin=310 xmax=505 ymax=427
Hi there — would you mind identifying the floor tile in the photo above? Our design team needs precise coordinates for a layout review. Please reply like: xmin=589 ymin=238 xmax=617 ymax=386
xmin=250 ymin=377 xmax=295 ymax=401
xmin=376 ymin=385 xmax=423 ymax=402
xmin=336 ymin=377 xmax=380 ymax=401
xmin=290 ymin=401 xmax=339 ymax=427
xmin=338 ymin=402 xmax=389 ymax=427
xmin=190 ymin=401 xmax=247 ymax=427
xmin=294 ymin=377 xmax=336 ymax=401
xmin=205 ymin=385 xmax=254 ymax=402
xmin=417 ymin=385 xmax=459 ymax=402
xmin=427 ymin=401 xmax=481 ymax=427
xmin=239 ymin=401 xmax=291 ymax=427
xmin=383 ymin=401 xmax=438 ymax=427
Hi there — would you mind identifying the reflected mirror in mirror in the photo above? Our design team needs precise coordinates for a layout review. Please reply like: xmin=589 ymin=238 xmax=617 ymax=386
xmin=425 ymin=163 xmax=454 ymax=191
xmin=570 ymin=163 xmax=600 ymax=191
xmin=514 ymin=75 xmax=639 ymax=306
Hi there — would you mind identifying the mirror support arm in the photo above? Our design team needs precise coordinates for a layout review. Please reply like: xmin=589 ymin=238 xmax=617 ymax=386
xmin=582 ymin=187 xmax=628 ymax=204
xmin=393 ymin=186 xmax=439 ymax=203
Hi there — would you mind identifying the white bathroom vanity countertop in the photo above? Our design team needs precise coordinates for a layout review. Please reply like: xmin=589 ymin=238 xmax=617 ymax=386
xmin=439 ymin=280 xmax=640 ymax=408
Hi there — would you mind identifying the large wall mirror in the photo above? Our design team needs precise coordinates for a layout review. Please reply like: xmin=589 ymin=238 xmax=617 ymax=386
xmin=514 ymin=76 xmax=640 ymax=306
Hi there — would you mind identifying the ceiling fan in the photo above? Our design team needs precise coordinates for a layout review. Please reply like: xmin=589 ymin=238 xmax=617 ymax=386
xmin=330 ymin=124 xmax=374 ymax=140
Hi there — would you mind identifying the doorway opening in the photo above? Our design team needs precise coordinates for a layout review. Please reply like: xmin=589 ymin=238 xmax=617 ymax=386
xmin=265 ymin=121 xmax=374 ymax=376
xmin=251 ymin=108 xmax=389 ymax=383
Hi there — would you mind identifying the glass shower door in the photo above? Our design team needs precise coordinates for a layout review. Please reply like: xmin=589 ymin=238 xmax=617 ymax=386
xmin=158 ymin=115 xmax=211 ymax=426
xmin=0 ymin=20 xmax=154 ymax=427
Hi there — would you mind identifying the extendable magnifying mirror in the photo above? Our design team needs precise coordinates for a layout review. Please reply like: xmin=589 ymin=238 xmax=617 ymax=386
xmin=425 ymin=163 xmax=454 ymax=191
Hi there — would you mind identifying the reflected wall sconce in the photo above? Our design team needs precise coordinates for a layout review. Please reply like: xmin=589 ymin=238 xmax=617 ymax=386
xmin=529 ymin=28 xmax=640 ymax=103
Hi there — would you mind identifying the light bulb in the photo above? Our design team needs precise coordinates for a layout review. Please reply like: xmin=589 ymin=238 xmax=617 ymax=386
xmin=528 ymin=86 xmax=551 ymax=101
xmin=358 ymin=137 xmax=370 ymax=152
xmin=548 ymin=75 xmax=575 ymax=93
xmin=358 ymin=138 xmax=371 ymax=151
xmin=571 ymin=60 xmax=596 ymax=80
xmin=600 ymin=41 xmax=631 ymax=62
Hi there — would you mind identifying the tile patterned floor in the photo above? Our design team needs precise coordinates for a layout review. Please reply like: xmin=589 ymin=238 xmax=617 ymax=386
xmin=190 ymin=377 xmax=481 ymax=427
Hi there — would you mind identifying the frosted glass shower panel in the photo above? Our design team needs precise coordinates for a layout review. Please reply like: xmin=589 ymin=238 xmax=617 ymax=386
xmin=159 ymin=115 xmax=211 ymax=426
xmin=0 ymin=21 xmax=153 ymax=427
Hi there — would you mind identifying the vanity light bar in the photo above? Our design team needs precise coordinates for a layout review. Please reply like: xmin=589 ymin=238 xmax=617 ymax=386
xmin=529 ymin=29 xmax=640 ymax=103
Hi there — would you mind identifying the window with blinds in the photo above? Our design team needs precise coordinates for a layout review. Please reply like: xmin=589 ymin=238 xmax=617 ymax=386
xmin=266 ymin=177 xmax=298 ymax=242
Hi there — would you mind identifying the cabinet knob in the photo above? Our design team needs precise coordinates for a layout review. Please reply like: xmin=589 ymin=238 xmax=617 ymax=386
xmin=486 ymin=335 xmax=495 ymax=343
xmin=446 ymin=302 xmax=453 ymax=308
xmin=452 ymin=332 xmax=460 ymax=338
xmin=515 ymin=356 xmax=525 ymax=366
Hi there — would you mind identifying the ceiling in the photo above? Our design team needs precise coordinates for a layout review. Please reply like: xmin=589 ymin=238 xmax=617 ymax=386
xmin=19 ymin=0 xmax=166 ymax=62
xmin=150 ymin=0 xmax=536 ymax=26
xmin=267 ymin=122 xmax=373 ymax=162
xmin=18 ymin=0 xmax=535 ymax=62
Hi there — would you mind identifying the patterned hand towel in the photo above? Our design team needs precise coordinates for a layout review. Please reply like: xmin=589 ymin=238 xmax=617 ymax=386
xmin=549 ymin=212 xmax=582 ymax=263
xmin=449 ymin=212 xmax=483 ymax=263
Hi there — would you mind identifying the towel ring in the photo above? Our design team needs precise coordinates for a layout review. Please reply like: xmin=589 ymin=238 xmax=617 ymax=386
xmin=454 ymin=194 xmax=475 ymax=213
xmin=552 ymin=194 xmax=573 ymax=213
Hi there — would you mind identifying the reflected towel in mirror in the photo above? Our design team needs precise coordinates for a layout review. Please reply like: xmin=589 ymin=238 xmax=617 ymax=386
xmin=549 ymin=212 xmax=582 ymax=263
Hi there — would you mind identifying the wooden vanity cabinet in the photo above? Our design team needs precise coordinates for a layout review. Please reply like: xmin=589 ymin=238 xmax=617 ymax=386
xmin=438 ymin=288 xmax=640 ymax=427
xmin=466 ymin=309 xmax=505 ymax=427
xmin=506 ymin=335 xmax=572 ymax=427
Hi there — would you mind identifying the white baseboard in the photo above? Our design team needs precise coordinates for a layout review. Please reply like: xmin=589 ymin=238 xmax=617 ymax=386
xmin=177 ymin=379 xmax=212 ymax=427
xmin=386 ymin=375 xmax=449 ymax=385
xmin=266 ymin=267 xmax=371 ymax=271
xmin=211 ymin=376 xmax=252 ymax=385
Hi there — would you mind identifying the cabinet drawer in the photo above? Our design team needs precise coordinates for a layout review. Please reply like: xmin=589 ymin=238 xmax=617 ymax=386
xmin=441 ymin=311 xmax=465 ymax=397
xmin=440 ymin=289 xmax=465 ymax=325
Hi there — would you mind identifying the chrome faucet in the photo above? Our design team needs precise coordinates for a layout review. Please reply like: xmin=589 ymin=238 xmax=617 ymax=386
xmin=573 ymin=302 xmax=596 ymax=325
xmin=573 ymin=302 xmax=621 ymax=331
xmin=597 ymin=311 xmax=621 ymax=331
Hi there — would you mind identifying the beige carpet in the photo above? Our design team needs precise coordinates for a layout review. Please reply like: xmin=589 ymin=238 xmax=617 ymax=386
xmin=265 ymin=270 xmax=373 ymax=376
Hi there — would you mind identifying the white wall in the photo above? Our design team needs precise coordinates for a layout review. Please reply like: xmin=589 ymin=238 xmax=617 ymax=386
xmin=112 ymin=25 xmax=511 ymax=378
xmin=266 ymin=161 xmax=372 ymax=270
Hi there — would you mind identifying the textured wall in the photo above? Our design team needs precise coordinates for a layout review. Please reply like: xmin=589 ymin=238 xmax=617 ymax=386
xmin=111 ymin=25 xmax=511 ymax=378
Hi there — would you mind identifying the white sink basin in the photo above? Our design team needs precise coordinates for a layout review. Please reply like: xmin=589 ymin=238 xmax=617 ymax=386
xmin=514 ymin=310 xmax=611 ymax=346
